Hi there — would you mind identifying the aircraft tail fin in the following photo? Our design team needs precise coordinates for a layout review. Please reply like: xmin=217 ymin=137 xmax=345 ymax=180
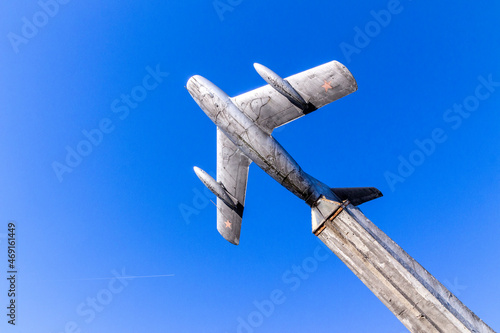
xmin=311 ymin=187 xmax=382 ymax=234
xmin=331 ymin=187 xmax=383 ymax=206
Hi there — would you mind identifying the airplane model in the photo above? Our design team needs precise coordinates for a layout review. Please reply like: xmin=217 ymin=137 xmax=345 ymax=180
xmin=187 ymin=61 xmax=382 ymax=245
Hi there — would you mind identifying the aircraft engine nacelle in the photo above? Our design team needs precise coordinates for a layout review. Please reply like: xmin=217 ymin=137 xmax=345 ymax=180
xmin=254 ymin=63 xmax=313 ymax=112
xmin=193 ymin=167 xmax=236 ymax=209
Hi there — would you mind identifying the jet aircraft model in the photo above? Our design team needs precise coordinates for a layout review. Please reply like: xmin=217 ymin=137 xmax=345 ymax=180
xmin=187 ymin=61 xmax=382 ymax=245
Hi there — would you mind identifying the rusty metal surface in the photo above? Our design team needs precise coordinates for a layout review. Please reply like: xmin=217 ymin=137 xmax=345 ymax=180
xmin=312 ymin=198 xmax=351 ymax=235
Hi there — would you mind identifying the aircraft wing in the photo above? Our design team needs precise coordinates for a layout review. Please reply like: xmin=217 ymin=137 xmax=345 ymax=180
xmin=216 ymin=127 xmax=251 ymax=245
xmin=231 ymin=60 xmax=357 ymax=135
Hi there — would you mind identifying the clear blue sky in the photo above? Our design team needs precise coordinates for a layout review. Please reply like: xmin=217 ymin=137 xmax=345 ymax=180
xmin=1 ymin=0 xmax=499 ymax=332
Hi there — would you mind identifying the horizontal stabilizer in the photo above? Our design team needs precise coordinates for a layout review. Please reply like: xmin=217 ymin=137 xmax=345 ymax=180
xmin=331 ymin=187 xmax=383 ymax=206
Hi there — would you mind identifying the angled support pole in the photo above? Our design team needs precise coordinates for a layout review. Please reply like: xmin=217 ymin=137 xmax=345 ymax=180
xmin=313 ymin=203 xmax=495 ymax=333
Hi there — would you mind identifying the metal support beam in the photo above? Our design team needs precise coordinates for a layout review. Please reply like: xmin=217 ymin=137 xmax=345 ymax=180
xmin=315 ymin=204 xmax=495 ymax=333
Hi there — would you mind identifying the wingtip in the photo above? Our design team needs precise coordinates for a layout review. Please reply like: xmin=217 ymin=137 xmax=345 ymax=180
xmin=217 ymin=224 xmax=240 ymax=245
xmin=219 ymin=233 xmax=240 ymax=246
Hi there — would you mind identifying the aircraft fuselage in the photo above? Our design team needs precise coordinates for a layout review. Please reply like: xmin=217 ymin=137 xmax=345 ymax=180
xmin=187 ymin=75 xmax=330 ymax=205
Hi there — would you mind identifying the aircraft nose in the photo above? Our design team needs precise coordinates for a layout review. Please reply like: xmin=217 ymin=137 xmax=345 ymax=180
xmin=186 ymin=75 xmax=203 ymax=98
xmin=187 ymin=75 xmax=215 ymax=100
